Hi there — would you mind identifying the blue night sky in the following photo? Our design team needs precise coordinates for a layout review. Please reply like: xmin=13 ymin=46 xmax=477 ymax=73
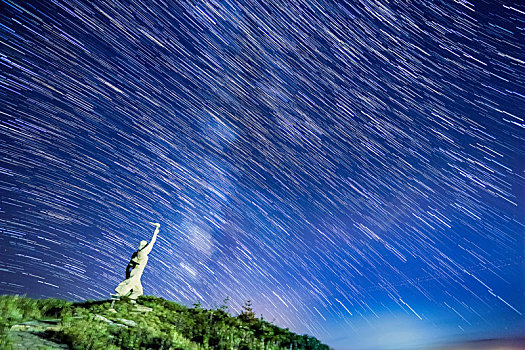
xmin=0 ymin=0 xmax=524 ymax=349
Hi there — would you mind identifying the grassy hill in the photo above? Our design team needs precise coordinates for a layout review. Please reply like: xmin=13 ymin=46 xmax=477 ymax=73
xmin=0 ymin=295 xmax=331 ymax=349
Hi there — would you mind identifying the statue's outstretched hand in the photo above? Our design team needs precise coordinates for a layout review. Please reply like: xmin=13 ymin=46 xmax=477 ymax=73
xmin=149 ymin=222 xmax=161 ymax=228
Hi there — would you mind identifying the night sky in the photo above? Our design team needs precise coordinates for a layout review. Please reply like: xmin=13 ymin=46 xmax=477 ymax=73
xmin=0 ymin=0 xmax=524 ymax=349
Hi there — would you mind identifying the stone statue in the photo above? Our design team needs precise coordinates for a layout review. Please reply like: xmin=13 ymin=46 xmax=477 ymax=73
xmin=114 ymin=222 xmax=160 ymax=300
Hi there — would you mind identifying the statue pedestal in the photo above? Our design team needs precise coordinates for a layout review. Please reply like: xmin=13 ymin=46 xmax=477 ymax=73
xmin=108 ymin=294 xmax=152 ymax=313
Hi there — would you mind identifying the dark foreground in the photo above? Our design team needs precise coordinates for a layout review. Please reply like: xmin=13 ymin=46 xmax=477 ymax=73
xmin=0 ymin=295 xmax=331 ymax=349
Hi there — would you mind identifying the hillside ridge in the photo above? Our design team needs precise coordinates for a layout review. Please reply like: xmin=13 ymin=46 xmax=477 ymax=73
xmin=0 ymin=295 xmax=331 ymax=350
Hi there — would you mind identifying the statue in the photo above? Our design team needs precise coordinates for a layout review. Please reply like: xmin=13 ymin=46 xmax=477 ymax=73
xmin=113 ymin=222 xmax=160 ymax=301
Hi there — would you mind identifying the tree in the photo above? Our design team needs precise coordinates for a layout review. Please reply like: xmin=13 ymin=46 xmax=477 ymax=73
xmin=218 ymin=296 xmax=230 ymax=314
xmin=239 ymin=300 xmax=256 ymax=323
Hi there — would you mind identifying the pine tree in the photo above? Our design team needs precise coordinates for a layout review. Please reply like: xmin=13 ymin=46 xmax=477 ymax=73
xmin=239 ymin=300 xmax=256 ymax=322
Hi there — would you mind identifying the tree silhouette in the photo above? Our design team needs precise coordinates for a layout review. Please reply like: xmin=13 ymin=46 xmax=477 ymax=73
xmin=239 ymin=300 xmax=256 ymax=323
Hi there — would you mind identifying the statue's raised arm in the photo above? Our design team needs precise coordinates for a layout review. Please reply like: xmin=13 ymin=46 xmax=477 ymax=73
xmin=140 ymin=222 xmax=160 ymax=255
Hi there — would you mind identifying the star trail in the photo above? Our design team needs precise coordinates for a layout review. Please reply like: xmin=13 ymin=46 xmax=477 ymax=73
xmin=0 ymin=0 xmax=524 ymax=349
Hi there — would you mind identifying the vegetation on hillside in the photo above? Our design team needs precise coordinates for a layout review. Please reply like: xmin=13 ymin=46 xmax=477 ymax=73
xmin=0 ymin=294 xmax=331 ymax=349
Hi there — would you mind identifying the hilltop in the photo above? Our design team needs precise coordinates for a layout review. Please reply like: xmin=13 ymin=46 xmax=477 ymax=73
xmin=0 ymin=295 xmax=331 ymax=349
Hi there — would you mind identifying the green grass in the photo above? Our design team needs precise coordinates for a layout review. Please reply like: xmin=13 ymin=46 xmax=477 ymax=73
xmin=0 ymin=294 xmax=72 ymax=349
xmin=0 ymin=295 xmax=331 ymax=350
